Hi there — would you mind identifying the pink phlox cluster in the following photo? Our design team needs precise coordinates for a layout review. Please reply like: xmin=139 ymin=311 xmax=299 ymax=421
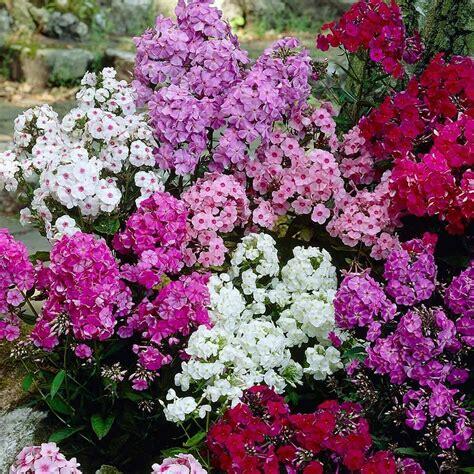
xmin=32 ymin=233 xmax=131 ymax=350
xmin=245 ymin=130 xmax=343 ymax=229
xmin=339 ymin=126 xmax=377 ymax=185
xmin=182 ymin=173 xmax=250 ymax=267
xmin=114 ymin=191 xmax=189 ymax=288
xmin=10 ymin=442 xmax=82 ymax=473
xmin=327 ymin=172 xmax=400 ymax=259
xmin=119 ymin=273 xmax=210 ymax=385
xmin=0 ymin=229 xmax=35 ymax=341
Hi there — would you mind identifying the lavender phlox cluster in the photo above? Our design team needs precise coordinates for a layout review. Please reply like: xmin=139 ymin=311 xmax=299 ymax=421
xmin=215 ymin=38 xmax=312 ymax=170
xmin=384 ymin=235 xmax=438 ymax=305
xmin=334 ymin=271 xmax=396 ymax=341
xmin=335 ymin=239 xmax=473 ymax=451
xmin=133 ymin=0 xmax=248 ymax=174
xmin=445 ymin=263 xmax=473 ymax=347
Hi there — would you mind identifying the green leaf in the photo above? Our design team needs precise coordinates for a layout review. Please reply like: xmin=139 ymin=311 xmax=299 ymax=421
xmin=46 ymin=396 xmax=73 ymax=416
xmin=394 ymin=447 xmax=426 ymax=457
xmin=342 ymin=346 xmax=367 ymax=362
xmin=49 ymin=427 xmax=82 ymax=443
xmin=184 ymin=431 xmax=206 ymax=448
xmin=93 ymin=215 xmax=120 ymax=235
xmin=459 ymin=468 xmax=474 ymax=473
xmin=29 ymin=251 xmax=50 ymax=263
xmin=50 ymin=370 xmax=66 ymax=399
xmin=19 ymin=312 xmax=37 ymax=325
xmin=91 ymin=414 xmax=115 ymax=440
xmin=160 ymin=447 xmax=189 ymax=458
xmin=22 ymin=373 xmax=34 ymax=391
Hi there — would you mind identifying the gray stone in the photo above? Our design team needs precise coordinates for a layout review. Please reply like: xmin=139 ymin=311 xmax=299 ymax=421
xmin=39 ymin=48 xmax=95 ymax=86
xmin=29 ymin=7 xmax=89 ymax=41
xmin=107 ymin=0 xmax=156 ymax=35
xmin=0 ymin=407 xmax=47 ymax=472
xmin=0 ymin=8 xmax=12 ymax=47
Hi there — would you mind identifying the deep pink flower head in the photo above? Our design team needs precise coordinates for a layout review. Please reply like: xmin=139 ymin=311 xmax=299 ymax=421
xmin=114 ymin=191 xmax=189 ymax=288
xmin=151 ymin=453 xmax=207 ymax=474
xmin=317 ymin=0 xmax=421 ymax=78
xmin=32 ymin=232 xmax=131 ymax=349
xmin=0 ymin=229 xmax=35 ymax=341
xmin=121 ymin=272 xmax=210 ymax=375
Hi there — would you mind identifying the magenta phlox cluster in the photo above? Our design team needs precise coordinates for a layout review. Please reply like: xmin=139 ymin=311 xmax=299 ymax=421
xmin=119 ymin=272 xmax=210 ymax=387
xmin=114 ymin=191 xmax=189 ymax=289
xmin=0 ymin=229 xmax=35 ymax=341
xmin=32 ymin=232 xmax=131 ymax=350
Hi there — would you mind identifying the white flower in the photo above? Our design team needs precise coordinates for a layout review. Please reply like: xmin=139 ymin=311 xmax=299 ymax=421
xmin=53 ymin=216 xmax=80 ymax=239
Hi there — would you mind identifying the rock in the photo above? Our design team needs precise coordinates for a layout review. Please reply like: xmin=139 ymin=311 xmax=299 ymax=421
xmin=6 ymin=0 xmax=36 ymax=31
xmin=0 ymin=8 xmax=12 ymax=48
xmin=0 ymin=407 xmax=47 ymax=472
xmin=105 ymin=48 xmax=135 ymax=81
xmin=40 ymin=48 xmax=95 ymax=86
xmin=47 ymin=12 xmax=89 ymax=40
xmin=106 ymin=0 xmax=156 ymax=35
xmin=29 ymin=7 xmax=89 ymax=41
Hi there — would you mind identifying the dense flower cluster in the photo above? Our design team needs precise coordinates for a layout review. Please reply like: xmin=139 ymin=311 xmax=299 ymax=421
xmin=383 ymin=235 xmax=437 ymax=305
xmin=182 ymin=173 xmax=250 ymax=266
xmin=9 ymin=442 xmax=82 ymax=473
xmin=164 ymin=233 xmax=341 ymax=422
xmin=388 ymin=115 xmax=474 ymax=234
xmin=0 ymin=229 xmax=35 ymax=341
xmin=134 ymin=0 xmax=247 ymax=174
xmin=317 ymin=0 xmax=422 ymax=77
xmin=134 ymin=0 xmax=313 ymax=174
xmin=119 ymin=272 xmax=210 ymax=389
xmin=114 ymin=191 xmax=189 ymax=288
xmin=0 ymin=68 xmax=161 ymax=239
xmin=207 ymin=385 xmax=424 ymax=473
xmin=335 ymin=239 xmax=473 ymax=451
xmin=359 ymin=55 xmax=474 ymax=233
xmin=151 ymin=454 xmax=207 ymax=474
xmin=31 ymin=232 xmax=131 ymax=350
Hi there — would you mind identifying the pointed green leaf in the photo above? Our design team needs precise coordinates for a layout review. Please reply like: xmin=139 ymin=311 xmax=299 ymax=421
xmin=91 ymin=414 xmax=115 ymax=440
xmin=49 ymin=426 xmax=82 ymax=443
xmin=22 ymin=373 xmax=34 ymax=391
xmin=50 ymin=370 xmax=66 ymax=399
xmin=184 ymin=431 xmax=206 ymax=448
